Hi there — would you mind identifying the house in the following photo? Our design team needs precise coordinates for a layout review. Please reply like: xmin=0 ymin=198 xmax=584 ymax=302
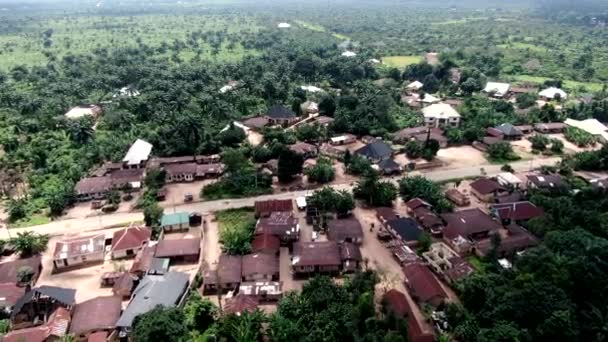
xmin=277 ymin=22 xmax=291 ymax=28
xmin=590 ymin=178 xmax=608 ymax=191
xmin=355 ymin=140 xmax=393 ymax=162
xmin=327 ymin=217 xmax=364 ymax=244
xmin=196 ymin=163 xmax=225 ymax=178
xmin=497 ymin=172 xmax=523 ymax=189
xmin=445 ymin=188 xmax=470 ymax=206
xmin=527 ymin=174 xmax=567 ymax=190
xmin=406 ymin=200 xmax=444 ymax=235
xmin=254 ymin=199 xmax=293 ymax=217
xmin=224 ymin=294 xmax=259 ymax=316
xmin=10 ymin=286 xmax=75 ymax=330
xmin=422 ymin=103 xmax=460 ymax=128
xmin=330 ymin=134 xmax=357 ymax=145
xmin=255 ymin=212 xmax=300 ymax=245
xmin=406 ymin=81 xmax=424 ymax=92
xmin=376 ymin=207 xmax=399 ymax=224
xmin=154 ymin=238 xmax=201 ymax=264
xmin=239 ymin=281 xmax=283 ymax=302
xmin=383 ymin=289 xmax=436 ymax=342
xmin=0 ymin=283 xmax=26 ymax=313
xmin=469 ymin=177 xmax=507 ymax=202
xmin=241 ymin=253 xmax=280 ymax=282
xmin=495 ymin=191 xmax=524 ymax=204
xmin=4 ymin=306 xmax=71 ymax=342
xmin=515 ymin=125 xmax=534 ymax=134
xmin=115 ymin=85 xmax=140 ymax=98
xmin=164 ymin=163 xmax=197 ymax=183
xmin=116 ymin=272 xmax=189 ymax=334
xmin=565 ymin=118 xmax=608 ymax=141
xmin=241 ymin=116 xmax=270 ymax=130
xmin=267 ymin=105 xmax=298 ymax=127
xmin=534 ymin=122 xmax=566 ymax=133
xmin=292 ymin=241 xmax=342 ymax=275
xmin=491 ymin=201 xmax=544 ymax=224
xmin=122 ymin=139 xmax=153 ymax=169
xmin=340 ymin=242 xmax=362 ymax=272
xmin=69 ymin=296 xmax=122 ymax=340
xmin=289 ymin=142 xmax=318 ymax=158
xmin=385 ymin=218 xmax=423 ymax=246
xmin=377 ymin=158 xmax=402 ymax=175
xmin=405 ymin=198 xmax=431 ymax=214
xmin=320 ymin=143 xmax=346 ymax=159
xmin=112 ymin=272 xmax=136 ymax=298
xmin=474 ymin=224 xmax=538 ymax=258
xmin=75 ymin=177 xmax=111 ymax=201
xmin=423 ymin=243 xmax=474 ymax=283
xmin=419 ymin=93 xmax=441 ymax=105
xmin=442 ymin=208 xmax=502 ymax=242
xmin=494 ymin=123 xmax=524 ymax=140
xmin=403 ymin=262 xmax=448 ymax=307
xmin=301 ymin=101 xmax=319 ymax=115
xmin=0 ymin=256 xmax=42 ymax=285
xmin=539 ymin=87 xmax=567 ymax=100
xmin=341 ymin=51 xmax=357 ymax=57
xmin=314 ymin=116 xmax=334 ymax=127
xmin=203 ymin=255 xmax=242 ymax=294
xmin=110 ymin=227 xmax=151 ymax=259
xmin=251 ymin=233 xmax=281 ymax=255
xmin=301 ymin=85 xmax=324 ymax=93
xmin=160 ymin=212 xmax=190 ymax=232
xmin=393 ymin=127 xmax=448 ymax=148
xmin=483 ymin=82 xmax=510 ymax=98
xmin=129 ymin=243 xmax=157 ymax=277
xmin=53 ymin=234 xmax=106 ymax=271
xmin=65 ymin=104 xmax=102 ymax=119
xmin=110 ymin=168 xmax=144 ymax=190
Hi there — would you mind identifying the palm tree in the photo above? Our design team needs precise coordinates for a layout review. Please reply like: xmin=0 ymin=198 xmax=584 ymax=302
xmin=11 ymin=231 xmax=50 ymax=257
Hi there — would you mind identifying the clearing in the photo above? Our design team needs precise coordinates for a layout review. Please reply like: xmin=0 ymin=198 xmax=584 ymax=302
xmin=506 ymin=74 xmax=605 ymax=93
xmin=436 ymin=146 xmax=488 ymax=169
xmin=381 ymin=55 xmax=423 ymax=69
xmin=294 ymin=20 xmax=351 ymax=40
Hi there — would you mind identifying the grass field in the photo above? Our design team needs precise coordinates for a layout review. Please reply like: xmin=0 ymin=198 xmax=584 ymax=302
xmin=381 ymin=55 xmax=423 ymax=68
xmin=507 ymin=74 xmax=605 ymax=93
xmin=295 ymin=20 xmax=350 ymax=40
xmin=8 ymin=214 xmax=51 ymax=229
xmin=216 ymin=208 xmax=256 ymax=254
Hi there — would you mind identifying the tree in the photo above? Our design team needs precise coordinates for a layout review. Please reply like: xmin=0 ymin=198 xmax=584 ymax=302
xmin=399 ymin=176 xmax=452 ymax=212
xmin=417 ymin=232 xmax=432 ymax=253
xmin=107 ymin=190 xmax=121 ymax=206
xmin=183 ymin=293 xmax=217 ymax=332
xmin=353 ymin=171 xmax=397 ymax=207
xmin=222 ymin=148 xmax=251 ymax=174
xmin=550 ymin=138 xmax=564 ymax=154
xmin=132 ymin=306 xmax=188 ymax=342
xmin=143 ymin=202 xmax=163 ymax=228
xmin=309 ymin=187 xmax=355 ymax=216
xmin=305 ymin=157 xmax=335 ymax=183
xmin=422 ymin=139 xmax=440 ymax=161
xmin=347 ymin=154 xmax=373 ymax=175
xmin=7 ymin=198 xmax=27 ymax=222
xmin=501 ymin=164 xmax=514 ymax=172
xmin=516 ymin=93 xmax=537 ymax=109
xmin=487 ymin=142 xmax=519 ymax=161
xmin=318 ymin=95 xmax=336 ymax=116
xmin=404 ymin=140 xmax=422 ymax=159
xmin=530 ymin=134 xmax=550 ymax=151
xmin=16 ymin=266 xmax=34 ymax=284
xmin=10 ymin=232 xmax=49 ymax=257
xmin=277 ymin=149 xmax=303 ymax=183
xmin=218 ymin=310 xmax=265 ymax=342
xmin=219 ymin=123 xmax=246 ymax=147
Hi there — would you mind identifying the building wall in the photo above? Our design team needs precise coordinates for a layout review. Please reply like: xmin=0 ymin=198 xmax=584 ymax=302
xmin=162 ymin=223 xmax=189 ymax=232
xmin=112 ymin=246 xmax=143 ymax=260
xmin=243 ymin=272 xmax=277 ymax=282
xmin=53 ymin=252 xmax=105 ymax=270
xmin=77 ymin=191 xmax=108 ymax=202
xmin=470 ymin=189 xmax=494 ymax=203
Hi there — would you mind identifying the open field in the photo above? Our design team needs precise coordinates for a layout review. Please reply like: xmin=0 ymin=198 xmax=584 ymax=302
xmin=294 ymin=20 xmax=350 ymax=40
xmin=506 ymin=74 xmax=605 ymax=92
xmin=381 ymin=55 xmax=423 ymax=68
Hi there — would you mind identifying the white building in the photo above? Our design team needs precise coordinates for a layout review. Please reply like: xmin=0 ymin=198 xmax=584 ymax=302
xmin=114 ymin=86 xmax=140 ymax=98
xmin=564 ymin=118 xmax=608 ymax=141
xmin=539 ymin=87 xmax=567 ymax=100
xmin=65 ymin=104 xmax=102 ymax=119
xmin=277 ymin=22 xmax=291 ymax=28
xmin=497 ymin=172 xmax=523 ymax=188
xmin=420 ymin=93 xmax=440 ymax=104
xmin=123 ymin=139 xmax=153 ymax=169
xmin=341 ymin=51 xmax=357 ymax=57
xmin=483 ymin=82 xmax=511 ymax=97
xmin=406 ymin=81 xmax=424 ymax=91
xmin=300 ymin=85 xmax=323 ymax=93
xmin=53 ymin=234 xmax=106 ymax=271
xmin=368 ymin=58 xmax=381 ymax=64
xmin=422 ymin=103 xmax=461 ymax=128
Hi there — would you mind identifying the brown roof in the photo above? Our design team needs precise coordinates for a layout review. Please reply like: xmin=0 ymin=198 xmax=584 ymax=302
xmin=153 ymin=156 xmax=195 ymax=165
xmin=242 ymin=116 xmax=269 ymax=129
xmin=110 ymin=168 xmax=144 ymax=186
xmin=3 ymin=307 xmax=70 ymax=342
xmin=289 ymin=142 xmax=317 ymax=155
xmin=486 ymin=127 xmax=504 ymax=138
xmin=511 ymin=87 xmax=535 ymax=94
xmin=205 ymin=254 xmax=242 ymax=285
xmin=403 ymin=262 xmax=448 ymax=307
xmin=112 ymin=272 xmax=135 ymax=296
xmin=413 ymin=207 xmax=444 ymax=229
xmin=327 ymin=217 xmax=363 ymax=242
xmin=196 ymin=163 xmax=225 ymax=176
xmin=155 ymin=238 xmax=200 ymax=258
xmin=292 ymin=241 xmax=341 ymax=267
xmin=393 ymin=126 xmax=429 ymax=141
xmin=405 ymin=198 xmax=431 ymax=211
xmin=130 ymin=243 xmax=156 ymax=274
xmin=251 ymin=234 xmax=281 ymax=254
xmin=315 ymin=116 xmax=335 ymax=125
xmin=164 ymin=162 xmax=197 ymax=176
xmin=75 ymin=176 xmax=111 ymax=195
xmin=444 ymin=257 xmax=475 ymax=282
xmin=491 ymin=201 xmax=544 ymax=221
xmin=88 ymin=331 xmax=109 ymax=342
xmin=383 ymin=289 xmax=409 ymax=316
xmin=340 ymin=242 xmax=362 ymax=261
xmin=0 ymin=256 xmax=42 ymax=284
xmin=224 ymin=294 xmax=259 ymax=315
xmin=482 ymin=136 xmax=501 ymax=146
xmin=470 ymin=177 xmax=505 ymax=195
xmin=53 ymin=234 xmax=106 ymax=260
xmin=376 ymin=207 xmax=398 ymax=222
xmin=242 ymin=253 xmax=279 ymax=279
xmin=0 ymin=283 xmax=26 ymax=307
xmin=527 ymin=174 xmax=566 ymax=189
xmin=476 ymin=226 xmax=538 ymax=257
xmin=255 ymin=212 xmax=299 ymax=238
xmin=111 ymin=227 xmax=150 ymax=252
xmin=442 ymin=208 xmax=502 ymax=239
xmin=254 ymin=199 xmax=293 ymax=216
xmin=383 ymin=289 xmax=436 ymax=342
xmin=534 ymin=122 xmax=566 ymax=131
xmin=70 ymin=296 xmax=122 ymax=335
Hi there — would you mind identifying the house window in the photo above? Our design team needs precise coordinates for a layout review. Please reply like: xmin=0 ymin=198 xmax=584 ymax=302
xmin=126 ymin=249 xmax=134 ymax=256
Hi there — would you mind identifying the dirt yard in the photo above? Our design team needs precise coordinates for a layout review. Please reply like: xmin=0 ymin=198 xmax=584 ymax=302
xmin=510 ymin=139 xmax=535 ymax=159
xmin=63 ymin=192 xmax=141 ymax=220
xmin=440 ymin=180 xmax=489 ymax=212
xmin=202 ymin=214 xmax=221 ymax=270
xmin=247 ymin=131 xmax=264 ymax=146
xmin=279 ymin=247 xmax=305 ymax=292
xmin=161 ymin=180 xmax=217 ymax=207
xmin=547 ymin=133 xmax=602 ymax=153
xmin=436 ymin=146 xmax=488 ymax=169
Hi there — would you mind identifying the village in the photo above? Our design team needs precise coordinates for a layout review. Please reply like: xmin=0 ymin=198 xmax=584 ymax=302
xmin=1 ymin=71 xmax=608 ymax=342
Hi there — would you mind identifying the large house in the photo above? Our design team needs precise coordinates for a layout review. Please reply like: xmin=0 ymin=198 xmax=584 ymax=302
xmin=75 ymin=176 xmax=112 ymax=201
xmin=110 ymin=227 xmax=151 ymax=259
xmin=403 ymin=262 xmax=448 ymax=308
xmin=255 ymin=212 xmax=300 ymax=245
xmin=122 ymin=139 xmax=153 ymax=169
xmin=442 ymin=208 xmax=502 ymax=251
xmin=69 ymin=296 xmax=122 ymax=341
xmin=292 ymin=241 xmax=342 ymax=275
xmin=383 ymin=289 xmax=436 ymax=342
xmin=422 ymin=103 xmax=460 ymax=128
xmin=327 ymin=217 xmax=364 ymax=244
xmin=469 ymin=177 xmax=507 ymax=202
xmin=355 ymin=140 xmax=393 ymax=162
xmin=53 ymin=234 xmax=106 ymax=271
xmin=483 ymin=82 xmax=511 ymax=98
xmin=267 ymin=105 xmax=298 ymax=127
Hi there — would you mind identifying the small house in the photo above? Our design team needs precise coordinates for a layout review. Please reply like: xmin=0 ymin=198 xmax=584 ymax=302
xmin=241 ymin=253 xmax=280 ymax=282
xmin=75 ymin=177 xmax=112 ymax=201
xmin=154 ymin=238 xmax=201 ymax=264
xmin=224 ymin=294 xmax=259 ymax=316
xmin=292 ymin=241 xmax=342 ymax=275
xmin=330 ymin=134 xmax=357 ymax=146
xmin=469 ymin=177 xmax=507 ymax=202
xmin=69 ymin=296 xmax=122 ymax=341
xmin=534 ymin=122 xmax=566 ymax=134
xmin=483 ymin=82 xmax=510 ymax=98
xmin=527 ymin=174 xmax=567 ymax=191
xmin=403 ymin=263 xmax=448 ymax=308
xmin=10 ymin=286 xmax=75 ymax=330
xmin=254 ymin=199 xmax=293 ymax=217
xmin=164 ymin=163 xmax=197 ymax=183
xmin=239 ymin=281 xmax=283 ymax=302
xmin=385 ymin=217 xmax=423 ymax=246
xmin=202 ymin=255 xmax=242 ymax=294
xmin=160 ymin=212 xmax=191 ymax=232
xmin=383 ymin=289 xmax=436 ymax=342
xmin=445 ymin=188 xmax=470 ymax=206
xmin=289 ymin=142 xmax=318 ymax=158
xmin=65 ymin=104 xmax=102 ymax=119
xmin=539 ymin=87 xmax=567 ymax=101
xmin=327 ymin=217 xmax=364 ymax=244
xmin=441 ymin=208 xmax=502 ymax=242
xmin=255 ymin=212 xmax=300 ymax=245
xmin=5 ymin=307 xmax=71 ymax=342
xmin=340 ymin=242 xmax=362 ymax=273
xmin=490 ymin=201 xmax=544 ymax=224
xmin=267 ymin=105 xmax=298 ymax=127
xmin=53 ymin=234 xmax=106 ymax=271
xmin=355 ymin=140 xmax=393 ymax=162
xmin=110 ymin=227 xmax=151 ymax=259
xmin=122 ymin=139 xmax=153 ymax=169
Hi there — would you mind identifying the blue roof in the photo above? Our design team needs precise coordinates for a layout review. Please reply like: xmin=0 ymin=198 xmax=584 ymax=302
xmin=161 ymin=212 xmax=190 ymax=226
